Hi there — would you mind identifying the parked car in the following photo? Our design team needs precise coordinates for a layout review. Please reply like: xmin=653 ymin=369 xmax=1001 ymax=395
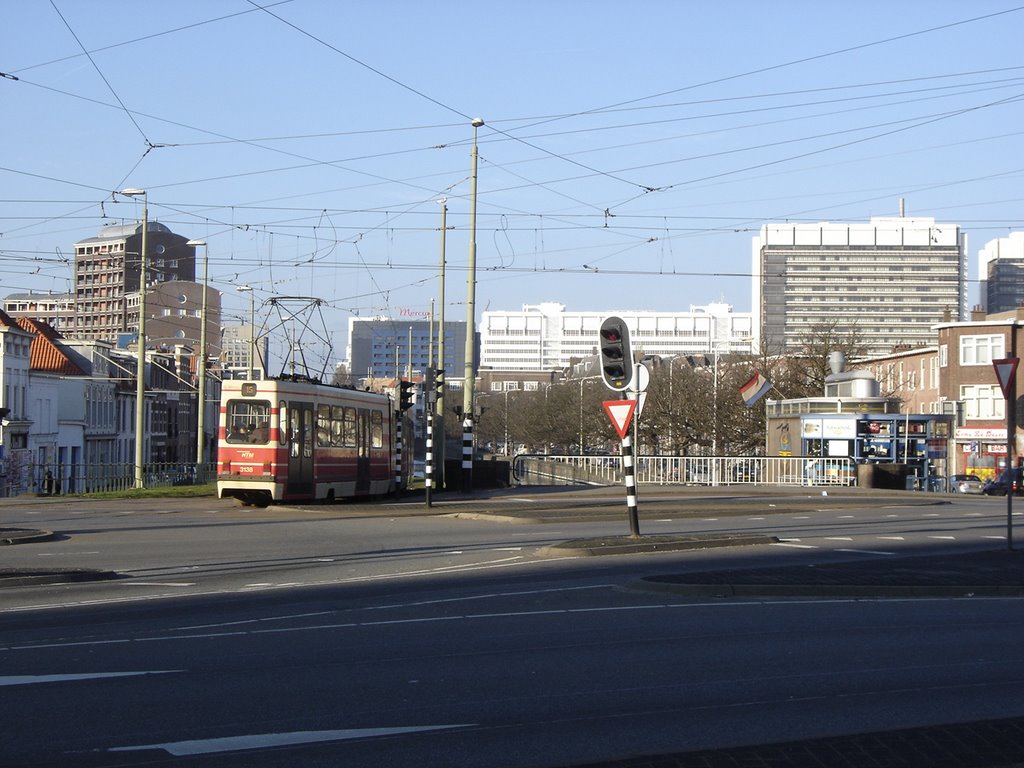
xmin=949 ymin=473 xmax=984 ymax=494
xmin=982 ymin=468 xmax=1024 ymax=496
xmin=730 ymin=460 xmax=761 ymax=482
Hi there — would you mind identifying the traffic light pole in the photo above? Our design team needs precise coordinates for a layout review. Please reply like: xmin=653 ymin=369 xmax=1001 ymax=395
xmin=622 ymin=431 xmax=640 ymax=537
xmin=600 ymin=317 xmax=639 ymax=537
xmin=425 ymin=370 xmax=435 ymax=508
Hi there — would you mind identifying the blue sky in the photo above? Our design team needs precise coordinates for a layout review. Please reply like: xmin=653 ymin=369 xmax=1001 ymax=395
xmin=4 ymin=2 xmax=1024 ymax=371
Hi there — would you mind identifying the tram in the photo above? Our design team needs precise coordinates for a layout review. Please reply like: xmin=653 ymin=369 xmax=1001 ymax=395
xmin=216 ymin=377 xmax=403 ymax=506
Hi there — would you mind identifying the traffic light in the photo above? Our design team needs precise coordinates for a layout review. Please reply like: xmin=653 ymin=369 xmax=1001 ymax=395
xmin=424 ymin=368 xmax=435 ymax=404
xmin=433 ymin=368 xmax=444 ymax=402
xmin=398 ymin=380 xmax=415 ymax=412
xmin=599 ymin=316 xmax=632 ymax=391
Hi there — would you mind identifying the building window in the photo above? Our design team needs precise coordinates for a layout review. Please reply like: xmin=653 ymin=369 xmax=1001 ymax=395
xmin=939 ymin=344 xmax=948 ymax=367
xmin=959 ymin=334 xmax=1004 ymax=366
xmin=960 ymin=384 xmax=1004 ymax=421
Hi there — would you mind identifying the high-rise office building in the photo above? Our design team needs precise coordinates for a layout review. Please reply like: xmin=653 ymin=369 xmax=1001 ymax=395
xmin=73 ymin=221 xmax=196 ymax=342
xmin=979 ymin=232 xmax=1024 ymax=314
xmin=221 ymin=324 xmax=269 ymax=379
xmin=345 ymin=317 xmax=469 ymax=383
xmin=752 ymin=213 xmax=967 ymax=357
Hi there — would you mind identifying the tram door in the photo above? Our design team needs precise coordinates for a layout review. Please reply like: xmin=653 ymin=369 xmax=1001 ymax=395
xmin=287 ymin=400 xmax=314 ymax=496
xmin=356 ymin=408 xmax=371 ymax=494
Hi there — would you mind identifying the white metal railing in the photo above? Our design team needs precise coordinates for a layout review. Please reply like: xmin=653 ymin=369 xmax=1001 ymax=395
xmin=512 ymin=455 xmax=857 ymax=488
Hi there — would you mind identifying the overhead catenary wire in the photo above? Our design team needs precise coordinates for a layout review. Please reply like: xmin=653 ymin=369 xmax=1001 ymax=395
xmin=4 ymin=4 xmax=1023 ymax=327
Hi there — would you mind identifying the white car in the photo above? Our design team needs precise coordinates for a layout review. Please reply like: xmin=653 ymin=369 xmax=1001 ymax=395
xmin=950 ymin=474 xmax=984 ymax=494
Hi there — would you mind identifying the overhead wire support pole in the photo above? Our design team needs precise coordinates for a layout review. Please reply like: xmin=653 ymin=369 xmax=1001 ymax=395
xmin=426 ymin=300 xmax=434 ymax=508
xmin=462 ymin=117 xmax=484 ymax=494
xmin=187 ymin=239 xmax=208 ymax=477
xmin=436 ymin=198 xmax=448 ymax=491
xmin=120 ymin=188 xmax=148 ymax=490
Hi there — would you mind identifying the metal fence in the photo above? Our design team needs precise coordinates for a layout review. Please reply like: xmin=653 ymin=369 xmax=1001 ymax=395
xmin=512 ymin=454 xmax=857 ymax=488
xmin=0 ymin=459 xmax=217 ymax=498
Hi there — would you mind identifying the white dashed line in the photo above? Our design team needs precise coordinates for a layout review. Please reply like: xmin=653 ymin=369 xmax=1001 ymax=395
xmin=836 ymin=548 xmax=895 ymax=556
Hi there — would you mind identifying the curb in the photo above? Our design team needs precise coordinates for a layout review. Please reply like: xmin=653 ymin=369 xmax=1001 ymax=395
xmin=539 ymin=534 xmax=779 ymax=557
xmin=0 ymin=528 xmax=57 ymax=545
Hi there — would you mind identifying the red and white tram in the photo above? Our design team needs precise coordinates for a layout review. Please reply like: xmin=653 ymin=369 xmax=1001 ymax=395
xmin=217 ymin=377 xmax=402 ymax=506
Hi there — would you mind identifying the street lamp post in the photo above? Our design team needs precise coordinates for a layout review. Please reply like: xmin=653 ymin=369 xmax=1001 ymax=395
xmin=120 ymin=188 xmax=148 ymax=489
xmin=503 ymin=389 xmax=512 ymax=455
xmin=709 ymin=335 xmax=754 ymax=485
xmin=237 ymin=285 xmax=255 ymax=379
xmin=462 ymin=117 xmax=484 ymax=493
xmin=187 ymin=239 xmax=208 ymax=473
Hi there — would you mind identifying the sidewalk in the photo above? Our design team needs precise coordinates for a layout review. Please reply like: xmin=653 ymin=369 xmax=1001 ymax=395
xmin=577 ymin=716 xmax=1024 ymax=768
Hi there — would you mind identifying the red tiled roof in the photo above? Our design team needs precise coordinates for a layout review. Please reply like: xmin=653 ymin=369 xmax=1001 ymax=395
xmin=15 ymin=317 xmax=88 ymax=376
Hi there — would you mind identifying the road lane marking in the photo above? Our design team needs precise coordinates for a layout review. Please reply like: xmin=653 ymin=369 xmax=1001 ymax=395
xmin=770 ymin=542 xmax=817 ymax=549
xmin=927 ymin=536 xmax=957 ymax=540
xmin=877 ymin=536 xmax=905 ymax=541
xmin=825 ymin=537 xmax=853 ymax=541
xmin=123 ymin=582 xmax=196 ymax=587
xmin=836 ymin=548 xmax=895 ymax=555
xmin=0 ymin=555 xmax=540 ymax=614
xmin=110 ymin=725 xmax=475 ymax=756
xmin=0 ymin=671 xmax=180 ymax=686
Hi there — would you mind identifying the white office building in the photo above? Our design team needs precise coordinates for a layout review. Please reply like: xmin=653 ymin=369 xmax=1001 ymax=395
xmin=752 ymin=212 xmax=967 ymax=358
xmin=479 ymin=302 xmax=755 ymax=372
xmin=978 ymin=231 xmax=1024 ymax=314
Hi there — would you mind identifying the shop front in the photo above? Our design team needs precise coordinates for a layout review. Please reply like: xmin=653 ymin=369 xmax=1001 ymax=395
xmin=954 ymin=427 xmax=1006 ymax=482
xmin=767 ymin=410 xmax=951 ymax=489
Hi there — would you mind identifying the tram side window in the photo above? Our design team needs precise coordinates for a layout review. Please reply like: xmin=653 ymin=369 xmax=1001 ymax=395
xmin=226 ymin=400 xmax=271 ymax=444
xmin=290 ymin=408 xmax=301 ymax=458
xmin=331 ymin=406 xmax=345 ymax=446
xmin=342 ymin=407 xmax=357 ymax=447
xmin=371 ymin=410 xmax=384 ymax=449
xmin=317 ymin=404 xmax=331 ymax=447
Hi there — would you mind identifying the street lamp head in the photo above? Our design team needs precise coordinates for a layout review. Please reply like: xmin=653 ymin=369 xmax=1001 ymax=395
xmin=120 ymin=188 xmax=146 ymax=197
xmin=237 ymin=285 xmax=252 ymax=293
xmin=471 ymin=117 xmax=484 ymax=128
xmin=186 ymin=239 xmax=206 ymax=247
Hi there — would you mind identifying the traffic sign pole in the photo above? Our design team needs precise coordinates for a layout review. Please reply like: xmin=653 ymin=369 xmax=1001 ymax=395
xmin=993 ymin=357 xmax=1019 ymax=550
xmin=622 ymin=432 xmax=640 ymax=537
xmin=605 ymin=399 xmax=641 ymax=537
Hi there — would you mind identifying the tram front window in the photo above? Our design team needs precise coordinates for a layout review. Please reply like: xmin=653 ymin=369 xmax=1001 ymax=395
xmin=226 ymin=400 xmax=271 ymax=444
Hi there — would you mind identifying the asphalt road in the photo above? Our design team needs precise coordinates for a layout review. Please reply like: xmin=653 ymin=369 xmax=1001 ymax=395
xmin=2 ymin=486 xmax=1023 ymax=767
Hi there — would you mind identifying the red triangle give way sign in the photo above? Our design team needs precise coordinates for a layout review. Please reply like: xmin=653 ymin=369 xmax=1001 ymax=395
xmin=603 ymin=400 xmax=637 ymax=440
xmin=993 ymin=357 xmax=1019 ymax=400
